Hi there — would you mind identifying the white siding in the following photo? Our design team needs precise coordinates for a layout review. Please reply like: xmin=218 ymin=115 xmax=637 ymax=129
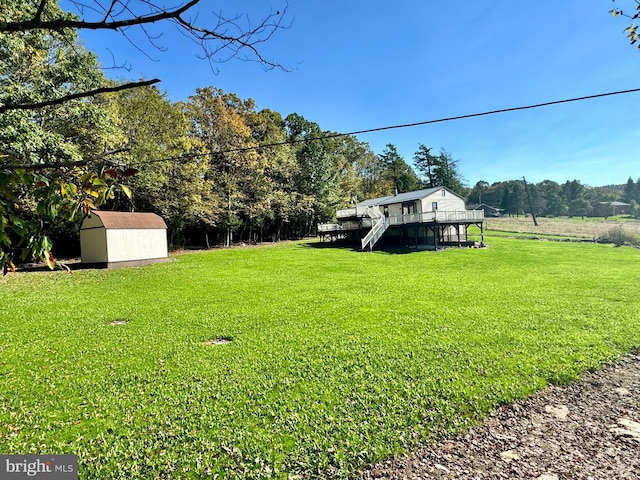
xmin=105 ymin=229 xmax=168 ymax=262
xmin=387 ymin=203 xmax=403 ymax=216
xmin=419 ymin=189 xmax=465 ymax=212
xmin=381 ymin=189 xmax=465 ymax=215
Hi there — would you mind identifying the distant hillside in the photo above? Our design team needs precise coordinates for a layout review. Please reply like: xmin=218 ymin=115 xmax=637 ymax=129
xmin=599 ymin=184 xmax=625 ymax=192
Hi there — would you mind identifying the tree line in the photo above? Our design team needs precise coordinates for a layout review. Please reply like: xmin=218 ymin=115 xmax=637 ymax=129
xmin=467 ymin=178 xmax=635 ymax=218
xmin=24 ymin=83 xmax=469 ymax=256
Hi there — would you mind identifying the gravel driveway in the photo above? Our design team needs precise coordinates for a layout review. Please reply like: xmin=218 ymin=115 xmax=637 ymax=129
xmin=363 ymin=352 xmax=640 ymax=479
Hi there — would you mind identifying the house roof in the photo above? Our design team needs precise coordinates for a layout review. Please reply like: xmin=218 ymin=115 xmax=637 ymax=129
xmin=356 ymin=187 xmax=463 ymax=207
xmin=467 ymin=203 xmax=501 ymax=211
xmin=88 ymin=211 xmax=167 ymax=229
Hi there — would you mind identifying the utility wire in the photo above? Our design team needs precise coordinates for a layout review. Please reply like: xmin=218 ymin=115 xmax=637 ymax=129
xmin=129 ymin=87 xmax=640 ymax=165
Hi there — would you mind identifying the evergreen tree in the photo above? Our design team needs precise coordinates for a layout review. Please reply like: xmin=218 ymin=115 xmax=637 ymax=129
xmin=435 ymin=149 xmax=465 ymax=195
xmin=380 ymin=144 xmax=421 ymax=194
xmin=624 ymin=176 xmax=638 ymax=203
xmin=413 ymin=144 xmax=439 ymax=187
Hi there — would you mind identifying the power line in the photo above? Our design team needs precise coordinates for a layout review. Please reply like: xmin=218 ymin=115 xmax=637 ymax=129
xmin=129 ymin=87 xmax=640 ymax=165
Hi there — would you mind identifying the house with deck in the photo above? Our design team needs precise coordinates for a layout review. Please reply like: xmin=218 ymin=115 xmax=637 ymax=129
xmin=318 ymin=187 xmax=485 ymax=250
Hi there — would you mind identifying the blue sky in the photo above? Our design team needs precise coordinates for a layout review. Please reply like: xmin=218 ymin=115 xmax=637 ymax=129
xmin=70 ymin=1 xmax=640 ymax=187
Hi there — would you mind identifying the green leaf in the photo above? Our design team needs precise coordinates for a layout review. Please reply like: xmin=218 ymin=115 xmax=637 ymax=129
xmin=96 ymin=189 xmax=107 ymax=206
xmin=80 ymin=173 xmax=94 ymax=184
xmin=120 ymin=184 xmax=132 ymax=199
xmin=41 ymin=236 xmax=53 ymax=252
xmin=47 ymin=203 xmax=59 ymax=220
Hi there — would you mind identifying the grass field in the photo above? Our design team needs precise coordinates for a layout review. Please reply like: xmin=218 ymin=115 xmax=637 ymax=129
xmin=2 ymin=237 xmax=640 ymax=478
xmin=484 ymin=215 xmax=640 ymax=239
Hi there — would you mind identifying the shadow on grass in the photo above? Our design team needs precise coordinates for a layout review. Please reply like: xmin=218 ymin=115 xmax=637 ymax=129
xmin=301 ymin=240 xmax=435 ymax=255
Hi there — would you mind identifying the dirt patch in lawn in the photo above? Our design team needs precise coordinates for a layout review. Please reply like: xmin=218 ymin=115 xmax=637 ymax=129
xmin=203 ymin=338 xmax=233 ymax=346
xmin=108 ymin=319 xmax=130 ymax=326
xmin=362 ymin=352 xmax=640 ymax=479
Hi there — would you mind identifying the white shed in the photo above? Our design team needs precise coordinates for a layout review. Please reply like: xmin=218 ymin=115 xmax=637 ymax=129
xmin=80 ymin=211 xmax=169 ymax=268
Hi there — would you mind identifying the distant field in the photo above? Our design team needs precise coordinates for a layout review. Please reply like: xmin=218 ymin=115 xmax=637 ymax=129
xmin=483 ymin=216 xmax=640 ymax=239
xmin=1 ymin=238 xmax=640 ymax=478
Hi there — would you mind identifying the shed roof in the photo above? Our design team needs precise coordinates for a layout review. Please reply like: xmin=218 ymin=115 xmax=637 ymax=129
xmin=356 ymin=187 xmax=463 ymax=207
xmin=87 ymin=211 xmax=167 ymax=229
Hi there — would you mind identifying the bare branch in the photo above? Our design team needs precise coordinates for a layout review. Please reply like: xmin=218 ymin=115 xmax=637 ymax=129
xmin=0 ymin=0 xmax=201 ymax=32
xmin=0 ymin=0 xmax=290 ymax=71
xmin=176 ymin=5 xmax=290 ymax=70
xmin=0 ymin=79 xmax=160 ymax=113
xmin=102 ymin=1 xmax=120 ymax=24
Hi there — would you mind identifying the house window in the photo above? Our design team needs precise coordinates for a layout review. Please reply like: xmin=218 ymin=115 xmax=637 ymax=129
xmin=432 ymin=202 xmax=438 ymax=211
xmin=402 ymin=202 xmax=416 ymax=215
xmin=441 ymin=189 xmax=446 ymax=197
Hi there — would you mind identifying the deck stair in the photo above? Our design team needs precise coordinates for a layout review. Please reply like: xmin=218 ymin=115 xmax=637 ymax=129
xmin=360 ymin=206 xmax=388 ymax=250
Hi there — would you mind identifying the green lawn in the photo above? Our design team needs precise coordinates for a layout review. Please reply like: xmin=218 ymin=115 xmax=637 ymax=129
xmin=2 ymin=238 xmax=640 ymax=478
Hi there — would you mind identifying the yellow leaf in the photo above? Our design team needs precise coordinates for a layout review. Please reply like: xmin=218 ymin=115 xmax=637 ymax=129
xmin=43 ymin=251 xmax=55 ymax=270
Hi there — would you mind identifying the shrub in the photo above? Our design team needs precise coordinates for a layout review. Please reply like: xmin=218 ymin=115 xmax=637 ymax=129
xmin=598 ymin=225 xmax=640 ymax=246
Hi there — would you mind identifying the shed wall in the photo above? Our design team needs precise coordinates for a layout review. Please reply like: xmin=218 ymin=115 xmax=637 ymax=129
xmin=80 ymin=228 xmax=108 ymax=263
xmin=105 ymin=229 xmax=168 ymax=262
xmin=81 ymin=215 xmax=104 ymax=229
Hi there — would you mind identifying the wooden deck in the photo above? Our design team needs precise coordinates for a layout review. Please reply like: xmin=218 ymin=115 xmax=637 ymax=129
xmin=318 ymin=210 xmax=485 ymax=249
xmin=319 ymin=210 xmax=484 ymax=233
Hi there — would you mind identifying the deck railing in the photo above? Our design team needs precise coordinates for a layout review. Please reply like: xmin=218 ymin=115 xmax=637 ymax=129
xmin=336 ymin=208 xmax=483 ymax=222
xmin=318 ymin=210 xmax=483 ymax=234
xmin=336 ymin=205 xmax=382 ymax=219
xmin=317 ymin=219 xmax=375 ymax=233
xmin=317 ymin=223 xmax=343 ymax=233
xmin=387 ymin=210 xmax=484 ymax=225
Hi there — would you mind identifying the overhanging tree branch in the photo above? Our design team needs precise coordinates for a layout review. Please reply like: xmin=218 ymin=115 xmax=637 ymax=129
xmin=1 ymin=148 xmax=132 ymax=171
xmin=0 ymin=1 xmax=289 ymax=70
xmin=174 ymin=6 xmax=288 ymax=70
xmin=0 ymin=0 xmax=201 ymax=32
xmin=34 ymin=0 xmax=48 ymax=22
xmin=0 ymin=79 xmax=160 ymax=113
xmin=611 ymin=0 xmax=640 ymax=47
